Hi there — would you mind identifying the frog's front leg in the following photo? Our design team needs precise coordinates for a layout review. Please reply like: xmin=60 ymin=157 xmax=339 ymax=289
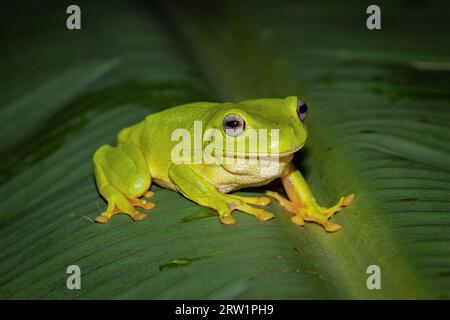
xmin=168 ymin=164 xmax=274 ymax=224
xmin=93 ymin=143 xmax=155 ymax=223
xmin=266 ymin=164 xmax=355 ymax=232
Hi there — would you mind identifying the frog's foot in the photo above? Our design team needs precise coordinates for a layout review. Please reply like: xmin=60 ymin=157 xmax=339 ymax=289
xmin=216 ymin=194 xmax=274 ymax=225
xmin=95 ymin=190 xmax=155 ymax=224
xmin=95 ymin=207 xmax=149 ymax=224
xmin=266 ymin=191 xmax=355 ymax=232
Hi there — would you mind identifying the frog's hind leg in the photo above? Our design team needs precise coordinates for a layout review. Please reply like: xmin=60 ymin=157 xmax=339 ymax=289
xmin=93 ymin=143 xmax=154 ymax=224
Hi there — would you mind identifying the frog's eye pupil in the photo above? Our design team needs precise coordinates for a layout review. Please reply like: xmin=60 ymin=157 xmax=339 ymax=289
xmin=299 ymin=104 xmax=307 ymax=114
xmin=296 ymin=100 xmax=308 ymax=122
xmin=223 ymin=114 xmax=245 ymax=137
xmin=227 ymin=120 xmax=239 ymax=128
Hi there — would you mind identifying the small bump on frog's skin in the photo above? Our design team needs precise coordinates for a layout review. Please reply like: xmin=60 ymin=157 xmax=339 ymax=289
xmin=93 ymin=96 xmax=355 ymax=232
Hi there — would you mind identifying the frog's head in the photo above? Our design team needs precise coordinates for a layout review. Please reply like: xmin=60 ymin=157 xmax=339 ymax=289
xmin=204 ymin=96 xmax=308 ymax=158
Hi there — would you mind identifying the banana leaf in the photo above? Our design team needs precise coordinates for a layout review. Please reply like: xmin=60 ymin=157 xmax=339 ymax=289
xmin=0 ymin=0 xmax=449 ymax=299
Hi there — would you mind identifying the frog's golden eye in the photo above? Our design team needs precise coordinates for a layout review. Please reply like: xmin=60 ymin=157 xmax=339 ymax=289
xmin=223 ymin=113 xmax=246 ymax=137
xmin=297 ymin=100 xmax=308 ymax=122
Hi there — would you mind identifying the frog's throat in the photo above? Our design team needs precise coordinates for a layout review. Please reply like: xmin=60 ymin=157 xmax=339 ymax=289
xmin=216 ymin=143 xmax=305 ymax=159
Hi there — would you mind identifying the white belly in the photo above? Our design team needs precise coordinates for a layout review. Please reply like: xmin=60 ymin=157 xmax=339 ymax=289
xmin=214 ymin=155 xmax=293 ymax=193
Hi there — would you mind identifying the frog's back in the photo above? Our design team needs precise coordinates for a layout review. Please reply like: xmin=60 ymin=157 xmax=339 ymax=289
xmin=146 ymin=101 xmax=219 ymax=130
xmin=143 ymin=101 xmax=219 ymax=148
xmin=119 ymin=101 xmax=220 ymax=187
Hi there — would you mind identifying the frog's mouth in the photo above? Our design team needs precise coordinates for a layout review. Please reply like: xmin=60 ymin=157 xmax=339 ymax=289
xmin=216 ymin=142 xmax=305 ymax=159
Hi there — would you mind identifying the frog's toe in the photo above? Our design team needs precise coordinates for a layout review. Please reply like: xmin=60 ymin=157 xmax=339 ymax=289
xmin=220 ymin=214 xmax=237 ymax=225
xmin=343 ymin=193 xmax=356 ymax=206
xmin=256 ymin=211 xmax=274 ymax=221
xmin=302 ymin=211 xmax=343 ymax=233
xmin=257 ymin=197 xmax=272 ymax=206
xmin=140 ymin=201 xmax=155 ymax=210
xmin=144 ymin=191 xmax=154 ymax=198
xmin=228 ymin=194 xmax=271 ymax=206
xmin=325 ymin=222 xmax=342 ymax=232
xmin=132 ymin=212 xmax=149 ymax=221
xmin=128 ymin=197 xmax=156 ymax=210
xmin=325 ymin=193 xmax=356 ymax=219
xmin=291 ymin=215 xmax=305 ymax=226
xmin=236 ymin=203 xmax=275 ymax=222
xmin=95 ymin=215 xmax=110 ymax=224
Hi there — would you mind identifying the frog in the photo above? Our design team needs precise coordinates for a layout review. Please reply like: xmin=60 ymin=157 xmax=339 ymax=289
xmin=93 ymin=96 xmax=355 ymax=232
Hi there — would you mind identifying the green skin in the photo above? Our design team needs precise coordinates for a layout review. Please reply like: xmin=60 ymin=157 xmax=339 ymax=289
xmin=93 ymin=96 xmax=354 ymax=231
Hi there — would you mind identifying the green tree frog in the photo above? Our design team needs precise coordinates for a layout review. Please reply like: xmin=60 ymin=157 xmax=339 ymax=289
xmin=93 ymin=96 xmax=354 ymax=232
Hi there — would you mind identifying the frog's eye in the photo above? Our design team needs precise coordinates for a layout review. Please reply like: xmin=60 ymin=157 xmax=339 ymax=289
xmin=223 ymin=113 xmax=246 ymax=137
xmin=296 ymin=100 xmax=308 ymax=122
